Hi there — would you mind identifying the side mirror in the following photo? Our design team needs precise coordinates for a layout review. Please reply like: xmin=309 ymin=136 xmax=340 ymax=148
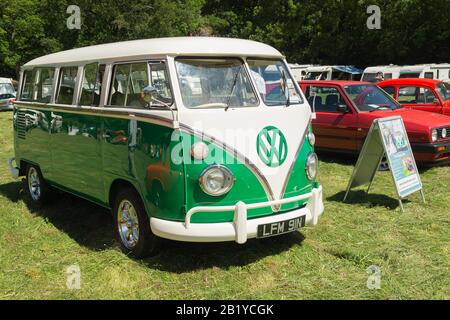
xmin=337 ymin=104 xmax=348 ymax=113
xmin=141 ymin=85 xmax=161 ymax=105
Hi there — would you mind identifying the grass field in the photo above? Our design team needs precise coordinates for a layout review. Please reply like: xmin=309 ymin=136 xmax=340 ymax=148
xmin=0 ymin=111 xmax=448 ymax=300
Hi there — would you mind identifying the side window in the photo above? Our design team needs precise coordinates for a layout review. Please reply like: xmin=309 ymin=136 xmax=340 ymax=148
xmin=420 ymin=87 xmax=438 ymax=103
xmin=80 ymin=63 xmax=103 ymax=106
xmin=398 ymin=86 xmax=437 ymax=104
xmin=109 ymin=63 xmax=149 ymax=107
xmin=398 ymin=86 xmax=418 ymax=103
xmin=384 ymin=73 xmax=393 ymax=80
xmin=56 ymin=67 xmax=78 ymax=105
xmin=382 ymin=86 xmax=395 ymax=97
xmin=35 ymin=68 xmax=55 ymax=103
xmin=424 ymin=72 xmax=434 ymax=79
xmin=149 ymin=62 xmax=173 ymax=104
xmin=21 ymin=70 xmax=35 ymax=101
xmin=304 ymin=86 xmax=347 ymax=113
xmin=109 ymin=61 xmax=172 ymax=108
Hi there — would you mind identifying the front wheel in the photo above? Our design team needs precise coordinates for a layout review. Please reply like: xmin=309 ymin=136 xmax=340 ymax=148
xmin=113 ymin=188 xmax=160 ymax=258
xmin=24 ymin=164 xmax=52 ymax=207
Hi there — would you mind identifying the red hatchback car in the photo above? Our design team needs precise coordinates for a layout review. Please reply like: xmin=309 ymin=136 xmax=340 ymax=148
xmin=378 ymin=78 xmax=450 ymax=116
xmin=299 ymin=81 xmax=450 ymax=165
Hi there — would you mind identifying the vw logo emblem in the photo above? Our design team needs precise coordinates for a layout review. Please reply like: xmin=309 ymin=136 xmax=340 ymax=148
xmin=257 ymin=126 xmax=288 ymax=167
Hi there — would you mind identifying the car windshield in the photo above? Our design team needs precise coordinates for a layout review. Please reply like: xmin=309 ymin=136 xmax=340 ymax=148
xmin=0 ymin=83 xmax=15 ymax=99
xmin=343 ymin=84 xmax=401 ymax=112
xmin=304 ymin=72 xmax=327 ymax=80
xmin=436 ymin=82 xmax=450 ymax=101
xmin=175 ymin=58 xmax=258 ymax=109
xmin=247 ymin=59 xmax=303 ymax=106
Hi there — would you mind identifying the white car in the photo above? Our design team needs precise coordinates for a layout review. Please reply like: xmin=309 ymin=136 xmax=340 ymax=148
xmin=0 ymin=77 xmax=16 ymax=111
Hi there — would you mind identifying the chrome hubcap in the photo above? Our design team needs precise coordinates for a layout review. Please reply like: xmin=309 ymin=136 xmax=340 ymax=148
xmin=28 ymin=168 xmax=41 ymax=201
xmin=117 ymin=200 xmax=140 ymax=249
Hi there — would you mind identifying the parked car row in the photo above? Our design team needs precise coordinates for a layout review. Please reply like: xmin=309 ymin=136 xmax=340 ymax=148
xmin=298 ymin=79 xmax=450 ymax=165
xmin=361 ymin=63 xmax=450 ymax=83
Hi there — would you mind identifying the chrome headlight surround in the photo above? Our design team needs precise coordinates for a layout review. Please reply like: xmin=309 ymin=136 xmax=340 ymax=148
xmin=199 ymin=165 xmax=235 ymax=197
xmin=308 ymin=131 xmax=316 ymax=146
xmin=305 ymin=153 xmax=319 ymax=181
xmin=431 ymin=129 xmax=438 ymax=142
xmin=442 ymin=128 xmax=447 ymax=139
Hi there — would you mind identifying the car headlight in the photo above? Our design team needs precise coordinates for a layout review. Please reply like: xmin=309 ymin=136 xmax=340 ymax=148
xmin=442 ymin=128 xmax=447 ymax=139
xmin=308 ymin=131 xmax=316 ymax=146
xmin=431 ymin=129 xmax=438 ymax=142
xmin=199 ymin=165 xmax=234 ymax=196
xmin=305 ymin=153 xmax=319 ymax=180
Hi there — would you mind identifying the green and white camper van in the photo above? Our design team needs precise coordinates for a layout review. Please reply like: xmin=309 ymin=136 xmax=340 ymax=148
xmin=9 ymin=37 xmax=324 ymax=257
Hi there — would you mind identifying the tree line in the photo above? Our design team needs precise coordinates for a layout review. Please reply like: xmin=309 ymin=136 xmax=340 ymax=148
xmin=1 ymin=0 xmax=449 ymax=78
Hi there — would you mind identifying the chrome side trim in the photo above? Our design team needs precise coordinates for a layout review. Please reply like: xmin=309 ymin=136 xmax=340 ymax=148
xmin=14 ymin=102 xmax=175 ymax=128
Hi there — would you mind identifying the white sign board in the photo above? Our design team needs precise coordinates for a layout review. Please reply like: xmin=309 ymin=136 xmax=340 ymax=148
xmin=344 ymin=116 xmax=424 ymax=211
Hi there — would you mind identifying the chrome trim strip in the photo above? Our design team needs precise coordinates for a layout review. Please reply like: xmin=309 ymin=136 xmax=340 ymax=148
xmin=14 ymin=102 xmax=175 ymax=128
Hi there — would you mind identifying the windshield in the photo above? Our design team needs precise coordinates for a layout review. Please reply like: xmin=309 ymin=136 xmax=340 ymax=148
xmin=247 ymin=59 xmax=303 ymax=106
xmin=436 ymin=82 xmax=450 ymax=101
xmin=175 ymin=58 xmax=258 ymax=109
xmin=304 ymin=72 xmax=327 ymax=80
xmin=0 ymin=83 xmax=16 ymax=99
xmin=362 ymin=73 xmax=377 ymax=83
xmin=343 ymin=84 xmax=401 ymax=112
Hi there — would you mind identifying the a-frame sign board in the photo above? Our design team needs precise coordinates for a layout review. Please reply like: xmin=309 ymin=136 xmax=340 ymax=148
xmin=344 ymin=116 xmax=425 ymax=212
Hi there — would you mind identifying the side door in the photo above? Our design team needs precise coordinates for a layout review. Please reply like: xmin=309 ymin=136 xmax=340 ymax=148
xmin=304 ymin=84 xmax=359 ymax=152
xmin=50 ymin=64 xmax=104 ymax=202
xmin=398 ymin=85 xmax=443 ymax=114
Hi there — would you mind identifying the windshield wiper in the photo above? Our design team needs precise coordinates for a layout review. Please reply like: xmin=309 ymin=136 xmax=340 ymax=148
xmin=225 ymin=65 xmax=242 ymax=112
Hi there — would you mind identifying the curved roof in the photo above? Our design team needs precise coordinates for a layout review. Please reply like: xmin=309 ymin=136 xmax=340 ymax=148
xmin=24 ymin=37 xmax=283 ymax=67
xmin=378 ymin=78 xmax=442 ymax=87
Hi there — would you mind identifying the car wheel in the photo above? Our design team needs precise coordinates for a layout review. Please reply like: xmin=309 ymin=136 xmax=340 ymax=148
xmin=113 ymin=187 xmax=160 ymax=258
xmin=378 ymin=158 xmax=390 ymax=171
xmin=25 ymin=164 xmax=52 ymax=207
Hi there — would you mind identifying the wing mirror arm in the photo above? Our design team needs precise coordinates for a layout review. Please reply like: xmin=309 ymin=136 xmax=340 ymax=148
xmin=141 ymin=85 xmax=179 ymax=129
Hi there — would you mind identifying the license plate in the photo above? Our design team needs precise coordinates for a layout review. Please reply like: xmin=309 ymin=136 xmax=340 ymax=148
xmin=257 ymin=216 xmax=306 ymax=238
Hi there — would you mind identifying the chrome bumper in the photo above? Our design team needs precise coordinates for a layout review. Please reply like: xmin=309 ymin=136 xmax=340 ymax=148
xmin=150 ymin=186 xmax=324 ymax=244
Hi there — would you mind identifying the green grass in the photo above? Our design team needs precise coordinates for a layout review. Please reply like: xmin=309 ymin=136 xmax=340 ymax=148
xmin=0 ymin=111 xmax=449 ymax=300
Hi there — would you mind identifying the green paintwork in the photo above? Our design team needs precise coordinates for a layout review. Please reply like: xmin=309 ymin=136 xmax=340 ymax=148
xmin=14 ymin=103 xmax=318 ymax=225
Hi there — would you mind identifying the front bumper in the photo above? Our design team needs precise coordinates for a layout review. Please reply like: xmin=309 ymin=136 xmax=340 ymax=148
xmin=411 ymin=140 xmax=450 ymax=164
xmin=0 ymin=102 xmax=14 ymax=111
xmin=150 ymin=186 xmax=324 ymax=244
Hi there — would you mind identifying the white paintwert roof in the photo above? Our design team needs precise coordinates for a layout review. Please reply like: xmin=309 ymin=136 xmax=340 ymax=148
xmin=0 ymin=77 xmax=13 ymax=83
xmin=23 ymin=37 xmax=284 ymax=67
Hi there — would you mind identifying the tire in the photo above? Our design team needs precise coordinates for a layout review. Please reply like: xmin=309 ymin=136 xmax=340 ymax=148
xmin=113 ymin=187 xmax=160 ymax=258
xmin=378 ymin=158 xmax=390 ymax=171
xmin=24 ymin=164 xmax=52 ymax=208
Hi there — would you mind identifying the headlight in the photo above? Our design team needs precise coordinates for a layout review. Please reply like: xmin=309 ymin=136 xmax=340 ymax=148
xmin=305 ymin=153 xmax=319 ymax=180
xmin=199 ymin=165 xmax=234 ymax=196
xmin=442 ymin=128 xmax=447 ymax=139
xmin=431 ymin=129 xmax=438 ymax=142
xmin=308 ymin=131 xmax=316 ymax=146
xmin=191 ymin=141 xmax=209 ymax=160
